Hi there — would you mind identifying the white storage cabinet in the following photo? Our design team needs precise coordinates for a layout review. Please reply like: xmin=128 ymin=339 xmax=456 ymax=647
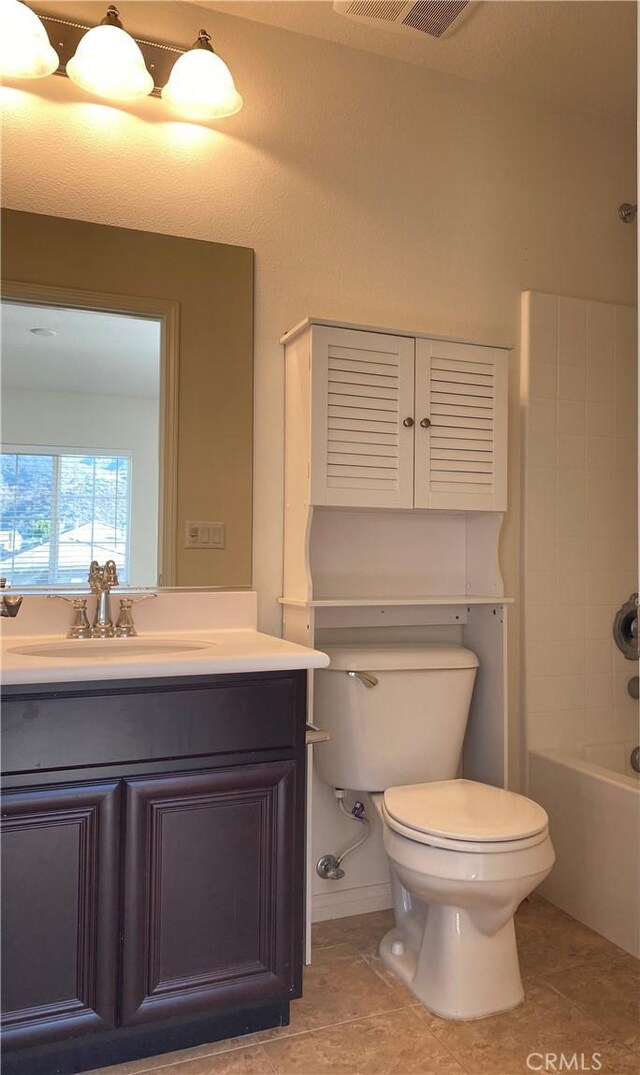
xmin=293 ymin=323 xmax=508 ymax=512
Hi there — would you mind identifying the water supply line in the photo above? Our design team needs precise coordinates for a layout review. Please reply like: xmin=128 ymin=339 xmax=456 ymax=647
xmin=316 ymin=789 xmax=371 ymax=880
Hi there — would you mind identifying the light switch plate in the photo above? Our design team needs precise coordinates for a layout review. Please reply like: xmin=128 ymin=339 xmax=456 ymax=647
xmin=185 ymin=522 xmax=226 ymax=549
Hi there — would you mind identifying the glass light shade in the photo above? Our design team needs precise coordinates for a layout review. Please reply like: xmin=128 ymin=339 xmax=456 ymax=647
xmin=0 ymin=0 xmax=59 ymax=79
xmin=66 ymin=24 xmax=153 ymax=101
xmin=162 ymin=48 xmax=242 ymax=120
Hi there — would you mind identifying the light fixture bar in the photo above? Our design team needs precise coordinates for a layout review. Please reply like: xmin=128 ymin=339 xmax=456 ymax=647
xmin=36 ymin=10 xmax=185 ymax=97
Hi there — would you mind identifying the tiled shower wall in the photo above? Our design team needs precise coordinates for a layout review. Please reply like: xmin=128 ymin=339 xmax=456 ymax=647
xmin=522 ymin=291 xmax=638 ymax=754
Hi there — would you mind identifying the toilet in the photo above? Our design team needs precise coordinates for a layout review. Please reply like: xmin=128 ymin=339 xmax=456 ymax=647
xmin=314 ymin=643 xmax=555 ymax=1021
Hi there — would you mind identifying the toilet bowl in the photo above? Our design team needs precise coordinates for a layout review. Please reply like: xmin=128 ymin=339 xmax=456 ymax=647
xmin=314 ymin=644 xmax=555 ymax=1021
xmin=371 ymin=780 xmax=554 ymax=1020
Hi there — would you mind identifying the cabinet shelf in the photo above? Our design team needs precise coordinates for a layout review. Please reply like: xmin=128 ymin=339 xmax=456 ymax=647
xmin=279 ymin=595 xmax=513 ymax=608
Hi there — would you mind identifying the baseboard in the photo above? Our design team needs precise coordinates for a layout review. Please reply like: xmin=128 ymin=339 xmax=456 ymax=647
xmin=311 ymin=881 xmax=392 ymax=922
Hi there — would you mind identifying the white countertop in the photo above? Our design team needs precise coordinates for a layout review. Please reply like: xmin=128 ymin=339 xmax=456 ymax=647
xmin=0 ymin=591 xmax=329 ymax=686
xmin=1 ymin=629 xmax=329 ymax=685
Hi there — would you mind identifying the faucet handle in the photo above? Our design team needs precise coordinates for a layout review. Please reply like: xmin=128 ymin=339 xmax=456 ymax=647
xmin=0 ymin=579 xmax=23 ymax=617
xmin=88 ymin=561 xmax=102 ymax=592
xmin=115 ymin=592 xmax=156 ymax=637
xmin=104 ymin=560 xmax=119 ymax=588
xmin=68 ymin=598 xmax=92 ymax=639
xmin=47 ymin=594 xmax=92 ymax=637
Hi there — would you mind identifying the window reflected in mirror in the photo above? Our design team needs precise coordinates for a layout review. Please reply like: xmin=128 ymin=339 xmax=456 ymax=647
xmin=0 ymin=302 xmax=161 ymax=587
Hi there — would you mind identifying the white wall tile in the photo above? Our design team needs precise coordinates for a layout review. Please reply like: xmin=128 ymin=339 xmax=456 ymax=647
xmin=555 ymin=571 xmax=586 ymax=606
xmin=526 ymin=571 xmax=556 ymax=605
xmin=586 ymin=572 xmax=616 ymax=605
xmin=527 ymin=710 xmax=585 ymax=752
xmin=530 ymin=362 xmax=558 ymax=400
xmin=586 ymin=436 xmax=613 ymax=469
xmin=586 ymin=604 xmax=613 ymax=639
xmin=558 ymin=399 xmax=586 ymax=436
xmin=559 ymin=364 xmax=586 ymax=401
xmin=527 ymin=674 xmax=585 ymax=713
xmin=585 ymin=639 xmax=612 ymax=674
xmin=586 ymin=301 xmax=614 ymax=372
xmin=529 ymin=398 xmax=557 ymax=437
xmin=611 ymin=705 xmax=639 ymax=742
xmin=556 ymin=533 xmax=585 ymax=575
xmin=556 ymin=497 xmax=586 ymax=536
xmin=586 ymin=364 xmax=613 ymax=403
xmin=586 ymin=395 xmax=614 ymax=438
xmin=528 ymin=427 xmax=558 ymax=470
xmin=553 ymin=605 xmax=591 ymax=642
xmin=613 ymin=305 xmax=637 ymax=369
xmin=528 ymin=640 xmax=585 ymax=677
xmin=585 ymin=501 xmax=616 ymax=537
xmin=557 ymin=468 xmax=586 ymax=505
xmin=557 ymin=433 xmax=585 ymax=470
xmin=558 ymin=297 xmax=586 ymax=367
xmin=523 ymin=292 xmax=636 ymax=757
xmin=584 ymin=673 xmax=613 ymax=708
xmin=528 ymin=292 xmax=558 ymax=366
xmin=583 ymin=706 xmax=616 ymax=745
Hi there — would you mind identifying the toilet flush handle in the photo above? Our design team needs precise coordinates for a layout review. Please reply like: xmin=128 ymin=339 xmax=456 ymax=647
xmin=347 ymin=671 xmax=379 ymax=688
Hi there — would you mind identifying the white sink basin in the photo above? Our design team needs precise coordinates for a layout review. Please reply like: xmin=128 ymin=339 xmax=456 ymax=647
xmin=10 ymin=639 xmax=215 ymax=659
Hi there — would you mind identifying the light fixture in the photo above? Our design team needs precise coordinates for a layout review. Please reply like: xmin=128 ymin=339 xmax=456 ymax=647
xmin=0 ymin=0 xmax=59 ymax=79
xmin=66 ymin=5 xmax=153 ymax=102
xmin=2 ymin=4 xmax=243 ymax=125
xmin=161 ymin=29 xmax=242 ymax=120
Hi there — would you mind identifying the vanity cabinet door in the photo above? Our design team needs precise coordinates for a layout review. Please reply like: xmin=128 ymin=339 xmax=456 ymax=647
xmin=120 ymin=761 xmax=302 ymax=1027
xmin=0 ymin=781 xmax=121 ymax=1051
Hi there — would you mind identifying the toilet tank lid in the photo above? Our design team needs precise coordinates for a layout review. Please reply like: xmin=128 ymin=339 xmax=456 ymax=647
xmin=322 ymin=643 xmax=479 ymax=672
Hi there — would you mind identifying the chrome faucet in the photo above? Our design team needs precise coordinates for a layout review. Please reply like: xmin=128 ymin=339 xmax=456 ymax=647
xmin=0 ymin=578 xmax=23 ymax=618
xmin=88 ymin=560 xmax=119 ymax=637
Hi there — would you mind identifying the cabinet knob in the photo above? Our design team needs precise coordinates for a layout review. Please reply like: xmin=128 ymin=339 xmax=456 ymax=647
xmin=402 ymin=417 xmax=415 ymax=428
xmin=420 ymin=417 xmax=432 ymax=428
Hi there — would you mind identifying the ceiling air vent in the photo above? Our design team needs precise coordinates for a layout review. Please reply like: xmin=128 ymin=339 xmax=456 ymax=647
xmin=333 ymin=0 xmax=469 ymax=39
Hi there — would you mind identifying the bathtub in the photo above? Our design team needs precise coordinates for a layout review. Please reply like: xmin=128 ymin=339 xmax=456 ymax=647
xmin=529 ymin=745 xmax=639 ymax=958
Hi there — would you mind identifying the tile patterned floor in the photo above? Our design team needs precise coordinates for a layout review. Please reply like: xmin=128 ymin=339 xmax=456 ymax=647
xmin=90 ymin=898 xmax=639 ymax=1075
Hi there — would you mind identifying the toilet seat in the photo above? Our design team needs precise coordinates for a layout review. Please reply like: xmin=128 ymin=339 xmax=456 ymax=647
xmin=382 ymin=779 xmax=549 ymax=854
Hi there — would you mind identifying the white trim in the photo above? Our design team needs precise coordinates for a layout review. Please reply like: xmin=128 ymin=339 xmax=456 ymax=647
xmin=1 ymin=282 xmax=179 ymax=588
xmin=311 ymin=881 xmax=393 ymax=922
xmin=281 ymin=317 xmax=513 ymax=351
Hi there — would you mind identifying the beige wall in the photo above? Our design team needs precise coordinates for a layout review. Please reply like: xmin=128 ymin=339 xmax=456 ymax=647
xmin=1 ymin=211 xmax=253 ymax=588
xmin=1 ymin=3 xmax=636 ymax=789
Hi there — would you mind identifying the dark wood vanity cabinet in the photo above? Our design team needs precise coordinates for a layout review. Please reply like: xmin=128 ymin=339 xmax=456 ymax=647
xmin=1 ymin=781 xmax=121 ymax=1047
xmin=1 ymin=670 xmax=307 ymax=1075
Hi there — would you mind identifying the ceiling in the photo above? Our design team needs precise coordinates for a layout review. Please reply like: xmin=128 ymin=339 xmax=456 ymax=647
xmin=189 ymin=0 xmax=637 ymax=121
xmin=1 ymin=303 xmax=161 ymax=398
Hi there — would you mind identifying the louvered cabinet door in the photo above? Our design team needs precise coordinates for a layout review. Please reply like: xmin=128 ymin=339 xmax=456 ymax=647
xmin=310 ymin=326 xmax=415 ymax=508
xmin=414 ymin=339 xmax=508 ymax=511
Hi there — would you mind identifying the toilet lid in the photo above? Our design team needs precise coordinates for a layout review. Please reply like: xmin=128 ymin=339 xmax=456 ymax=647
xmin=383 ymin=780 xmax=548 ymax=844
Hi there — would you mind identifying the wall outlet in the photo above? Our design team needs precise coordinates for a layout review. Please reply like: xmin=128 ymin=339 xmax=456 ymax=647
xmin=185 ymin=522 xmax=226 ymax=549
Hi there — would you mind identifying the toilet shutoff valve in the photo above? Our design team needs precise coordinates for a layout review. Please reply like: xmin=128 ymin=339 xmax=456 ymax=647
xmin=352 ymin=801 xmax=366 ymax=819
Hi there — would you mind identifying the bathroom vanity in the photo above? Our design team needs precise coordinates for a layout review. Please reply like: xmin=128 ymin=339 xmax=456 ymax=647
xmin=0 ymin=592 xmax=328 ymax=1075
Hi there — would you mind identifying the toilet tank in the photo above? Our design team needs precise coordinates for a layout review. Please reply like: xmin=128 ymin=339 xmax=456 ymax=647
xmin=314 ymin=643 xmax=479 ymax=792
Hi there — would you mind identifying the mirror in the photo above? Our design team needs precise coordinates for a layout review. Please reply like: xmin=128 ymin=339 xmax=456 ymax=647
xmin=0 ymin=209 xmax=254 ymax=590
xmin=1 ymin=301 xmax=162 ymax=587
